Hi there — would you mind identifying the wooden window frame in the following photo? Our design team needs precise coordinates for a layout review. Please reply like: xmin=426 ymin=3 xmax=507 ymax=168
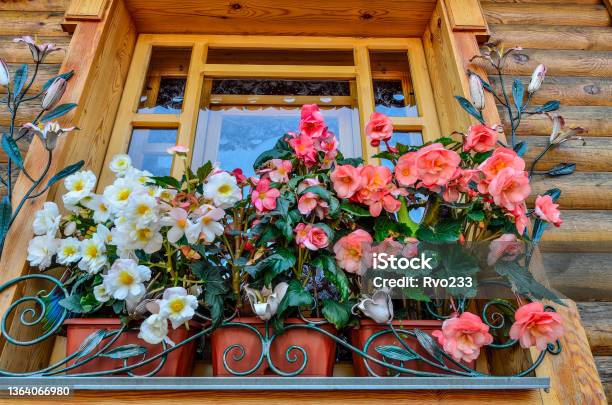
xmin=99 ymin=35 xmax=441 ymax=187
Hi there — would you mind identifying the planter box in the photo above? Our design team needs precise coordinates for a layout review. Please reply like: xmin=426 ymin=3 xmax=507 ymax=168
xmin=211 ymin=317 xmax=336 ymax=376
xmin=65 ymin=318 xmax=200 ymax=376
xmin=351 ymin=319 xmax=474 ymax=376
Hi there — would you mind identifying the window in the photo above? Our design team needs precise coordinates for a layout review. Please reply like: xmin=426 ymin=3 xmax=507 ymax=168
xmin=101 ymin=36 xmax=440 ymax=185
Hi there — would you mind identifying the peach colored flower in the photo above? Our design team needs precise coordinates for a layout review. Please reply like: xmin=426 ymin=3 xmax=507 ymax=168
xmin=443 ymin=168 xmax=480 ymax=203
xmin=299 ymin=104 xmax=326 ymax=139
xmin=289 ymin=133 xmax=317 ymax=166
xmin=365 ymin=112 xmax=393 ymax=147
xmin=509 ymin=302 xmax=564 ymax=350
xmin=331 ymin=164 xmax=362 ymax=199
xmin=432 ymin=312 xmax=493 ymax=363
xmin=478 ymin=148 xmax=525 ymax=194
xmin=464 ymin=124 xmax=498 ymax=153
xmin=402 ymin=237 xmax=419 ymax=258
xmin=295 ymin=224 xmax=330 ymax=251
xmin=487 ymin=167 xmax=531 ymax=211
xmin=166 ymin=145 xmax=189 ymax=155
xmin=333 ymin=229 xmax=373 ymax=275
xmin=400 ymin=143 xmax=460 ymax=189
xmin=487 ymin=234 xmax=524 ymax=266
xmin=251 ymin=179 xmax=280 ymax=213
xmin=534 ymin=195 xmax=562 ymax=227
xmin=267 ymin=159 xmax=293 ymax=183
xmin=353 ymin=165 xmax=401 ymax=217
xmin=395 ymin=152 xmax=418 ymax=187
xmin=297 ymin=192 xmax=329 ymax=219
xmin=510 ymin=202 xmax=529 ymax=235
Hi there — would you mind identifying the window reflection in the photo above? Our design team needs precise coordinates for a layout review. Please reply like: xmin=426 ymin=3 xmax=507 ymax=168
xmin=128 ymin=128 xmax=178 ymax=176
xmin=370 ymin=51 xmax=418 ymax=117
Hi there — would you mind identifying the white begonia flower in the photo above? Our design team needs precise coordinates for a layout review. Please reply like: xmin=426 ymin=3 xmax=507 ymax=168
xmin=57 ymin=237 xmax=81 ymax=265
xmin=138 ymin=313 xmax=169 ymax=345
xmin=158 ymin=287 xmax=198 ymax=329
xmin=103 ymin=177 xmax=142 ymax=212
xmin=82 ymin=194 xmax=112 ymax=224
xmin=62 ymin=170 xmax=96 ymax=207
xmin=27 ymin=234 xmax=59 ymax=270
xmin=93 ymin=284 xmax=111 ymax=303
xmin=352 ymin=289 xmax=394 ymax=324
xmin=78 ymin=234 xmax=107 ymax=274
xmin=109 ymin=154 xmax=132 ymax=177
xmin=125 ymin=167 xmax=153 ymax=186
xmin=194 ymin=205 xmax=225 ymax=243
xmin=63 ymin=221 xmax=77 ymax=236
xmin=95 ymin=224 xmax=113 ymax=245
xmin=161 ymin=207 xmax=193 ymax=244
xmin=244 ymin=282 xmax=289 ymax=321
xmin=203 ymin=172 xmax=241 ymax=209
xmin=103 ymin=259 xmax=151 ymax=301
xmin=32 ymin=201 xmax=61 ymax=236
xmin=112 ymin=221 xmax=163 ymax=254
xmin=125 ymin=193 xmax=158 ymax=227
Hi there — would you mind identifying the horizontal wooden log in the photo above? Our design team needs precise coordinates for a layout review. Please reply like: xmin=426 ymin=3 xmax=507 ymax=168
xmin=490 ymin=75 xmax=612 ymax=107
xmin=500 ymin=106 xmax=612 ymax=137
xmin=0 ymin=0 xmax=66 ymax=11
xmin=577 ymin=303 xmax=612 ymax=357
xmin=521 ymin=136 xmax=612 ymax=172
xmin=529 ymin=172 xmax=612 ymax=210
xmin=540 ymin=210 xmax=612 ymax=253
xmin=489 ymin=25 xmax=612 ymax=52
xmin=541 ymin=253 xmax=612 ymax=301
xmin=482 ymin=3 xmax=611 ymax=27
xmin=0 ymin=36 xmax=70 ymax=64
xmin=485 ymin=49 xmax=612 ymax=78
xmin=0 ymin=10 xmax=69 ymax=37
xmin=595 ymin=356 xmax=612 ymax=401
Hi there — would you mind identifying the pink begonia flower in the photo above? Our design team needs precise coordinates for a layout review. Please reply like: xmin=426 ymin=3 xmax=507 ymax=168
xmin=401 ymin=237 xmax=419 ymax=258
xmin=319 ymin=134 xmax=338 ymax=154
xmin=294 ymin=223 xmax=329 ymax=251
xmin=331 ymin=164 xmax=362 ymax=199
xmin=352 ymin=165 xmax=401 ymax=217
xmin=464 ymin=124 xmax=498 ymax=153
xmin=231 ymin=168 xmax=247 ymax=185
xmin=166 ymin=145 xmax=189 ymax=155
xmin=487 ymin=167 xmax=531 ymax=211
xmin=299 ymin=104 xmax=327 ymax=139
xmin=487 ymin=234 xmax=524 ymax=266
xmin=443 ymin=168 xmax=481 ymax=203
xmin=371 ymin=238 xmax=403 ymax=257
xmin=333 ymin=229 xmax=373 ymax=275
xmin=432 ymin=312 xmax=493 ymax=363
xmin=297 ymin=192 xmax=329 ymax=219
xmin=267 ymin=159 xmax=292 ymax=183
xmin=478 ymin=148 xmax=525 ymax=193
xmin=289 ymin=133 xmax=317 ymax=166
xmin=396 ymin=143 xmax=461 ymax=189
xmin=395 ymin=152 xmax=419 ymax=187
xmin=365 ymin=112 xmax=393 ymax=147
xmin=509 ymin=302 xmax=564 ymax=350
xmin=534 ymin=195 xmax=563 ymax=227
xmin=251 ymin=179 xmax=280 ymax=213
xmin=510 ymin=202 xmax=529 ymax=235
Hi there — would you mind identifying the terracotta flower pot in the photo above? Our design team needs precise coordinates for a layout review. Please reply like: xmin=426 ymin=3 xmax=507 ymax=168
xmin=350 ymin=319 xmax=474 ymax=376
xmin=65 ymin=318 xmax=200 ymax=376
xmin=211 ymin=317 xmax=336 ymax=376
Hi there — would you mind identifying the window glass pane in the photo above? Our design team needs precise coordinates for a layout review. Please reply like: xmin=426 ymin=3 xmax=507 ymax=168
xmin=206 ymin=48 xmax=354 ymax=66
xmin=369 ymin=51 xmax=418 ymax=117
xmin=128 ymin=128 xmax=178 ymax=176
xmin=138 ymin=47 xmax=192 ymax=114
xmin=210 ymin=79 xmax=351 ymax=97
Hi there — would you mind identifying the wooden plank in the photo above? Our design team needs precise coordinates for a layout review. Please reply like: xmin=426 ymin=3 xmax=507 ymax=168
xmin=500 ymin=106 xmax=612 ymax=137
xmin=483 ymin=0 xmax=600 ymax=3
xmin=576 ymin=302 xmax=612 ymax=356
xmin=65 ymin=0 xmax=108 ymax=20
xmin=0 ymin=36 xmax=70 ymax=64
xmin=0 ymin=0 xmax=66 ymax=11
xmin=485 ymin=49 xmax=612 ymax=78
xmin=482 ymin=3 xmax=611 ymax=27
xmin=446 ymin=0 xmax=487 ymax=31
xmin=489 ymin=76 xmax=612 ymax=107
xmin=522 ymin=136 xmax=612 ymax=173
xmin=354 ymin=46 xmax=377 ymax=163
xmin=540 ymin=210 xmax=612 ymax=253
xmin=541 ymin=253 xmax=612 ymax=301
xmin=489 ymin=25 xmax=612 ymax=52
xmin=0 ymin=0 xmax=137 ymax=372
xmin=201 ymin=64 xmax=356 ymax=79
xmin=0 ymin=11 xmax=69 ymax=36
xmin=529 ymin=172 xmax=612 ymax=210
xmin=124 ymin=0 xmax=437 ymax=38
xmin=595 ymin=356 xmax=612 ymax=402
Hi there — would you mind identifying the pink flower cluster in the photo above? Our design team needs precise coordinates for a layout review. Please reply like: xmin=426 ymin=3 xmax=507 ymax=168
xmin=287 ymin=104 xmax=339 ymax=168
xmin=332 ymin=229 xmax=373 ymax=275
xmin=509 ymin=302 xmax=564 ymax=350
xmin=294 ymin=223 xmax=329 ymax=251
xmin=251 ymin=178 xmax=280 ymax=213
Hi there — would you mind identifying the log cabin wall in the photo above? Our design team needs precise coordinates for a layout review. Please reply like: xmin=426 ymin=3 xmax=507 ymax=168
xmin=481 ymin=0 xmax=612 ymax=399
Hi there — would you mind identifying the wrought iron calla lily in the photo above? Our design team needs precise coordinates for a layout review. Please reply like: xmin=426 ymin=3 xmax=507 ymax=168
xmin=528 ymin=64 xmax=546 ymax=94
xmin=42 ymin=77 xmax=67 ymax=110
xmin=352 ymin=289 xmax=394 ymax=324
xmin=548 ymin=114 xmax=586 ymax=146
xmin=244 ymin=282 xmax=289 ymax=321
xmin=13 ymin=36 xmax=62 ymax=63
xmin=468 ymin=73 xmax=485 ymax=111
xmin=23 ymin=122 xmax=76 ymax=151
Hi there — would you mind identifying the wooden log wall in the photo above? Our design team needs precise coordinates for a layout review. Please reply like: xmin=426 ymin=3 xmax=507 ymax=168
xmin=482 ymin=0 xmax=612 ymax=400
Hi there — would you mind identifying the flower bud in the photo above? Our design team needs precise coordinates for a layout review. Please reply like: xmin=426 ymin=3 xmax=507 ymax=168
xmin=469 ymin=73 xmax=485 ymax=111
xmin=0 ymin=58 xmax=9 ymax=87
xmin=528 ymin=64 xmax=546 ymax=93
xmin=42 ymin=77 xmax=67 ymax=110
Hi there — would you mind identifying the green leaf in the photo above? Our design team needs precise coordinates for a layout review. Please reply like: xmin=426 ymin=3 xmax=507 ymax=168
xmin=301 ymin=185 xmax=332 ymax=202
xmin=416 ymin=220 xmax=461 ymax=244
xmin=12 ymin=64 xmax=28 ymax=101
xmin=336 ymin=157 xmax=363 ymax=167
xmin=196 ymin=161 xmax=214 ymax=181
xmin=340 ymin=202 xmax=370 ymax=217
xmin=374 ymin=217 xmax=412 ymax=241
xmin=321 ymin=299 xmax=351 ymax=329
xmin=375 ymin=345 xmax=418 ymax=362
xmin=100 ymin=344 xmax=147 ymax=359
xmin=436 ymin=244 xmax=479 ymax=297
xmin=371 ymin=151 xmax=396 ymax=161
xmin=312 ymin=254 xmax=350 ymax=301
xmin=545 ymin=188 xmax=561 ymax=202
xmin=276 ymin=279 xmax=313 ymax=318
xmin=1 ymin=134 xmax=23 ymax=170
xmin=512 ymin=79 xmax=525 ymax=111
xmin=74 ymin=329 xmax=107 ymax=361
xmin=46 ymin=160 xmax=85 ymax=189
xmin=547 ymin=163 xmax=575 ymax=176
xmin=473 ymin=150 xmax=493 ymax=164
xmin=41 ymin=103 xmax=78 ymax=123
xmin=258 ymin=247 xmax=296 ymax=284
xmin=0 ymin=196 xmax=12 ymax=248
xmin=43 ymin=71 xmax=74 ymax=91
xmin=467 ymin=210 xmax=485 ymax=222
xmin=149 ymin=175 xmax=181 ymax=189
xmin=59 ymin=293 xmax=87 ymax=313
xmin=253 ymin=148 xmax=291 ymax=170
xmin=454 ymin=95 xmax=484 ymax=124
xmin=495 ymin=261 xmax=563 ymax=305
xmin=534 ymin=100 xmax=560 ymax=114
